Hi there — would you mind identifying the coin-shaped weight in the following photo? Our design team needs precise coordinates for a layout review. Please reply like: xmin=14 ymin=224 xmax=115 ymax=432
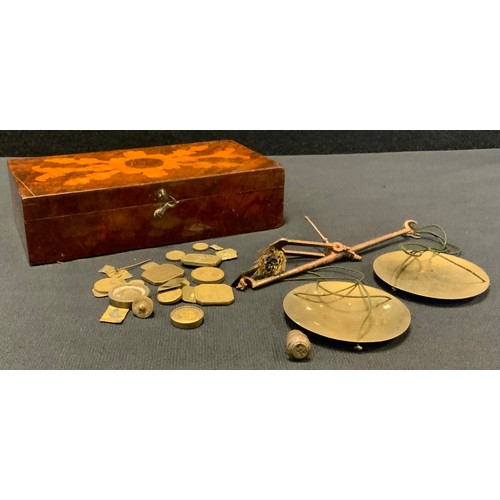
xmin=170 ymin=306 xmax=205 ymax=329
xmin=92 ymin=288 xmax=108 ymax=298
xmin=191 ymin=267 xmax=225 ymax=284
xmin=141 ymin=263 xmax=185 ymax=285
xmin=128 ymin=279 xmax=146 ymax=286
xmin=93 ymin=277 xmax=126 ymax=294
xmin=157 ymin=288 xmax=183 ymax=305
xmin=108 ymin=283 xmax=150 ymax=309
xmin=141 ymin=261 xmax=160 ymax=271
xmin=192 ymin=242 xmax=209 ymax=251
xmin=215 ymin=248 xmax=238 ymax=261
xmin=181 ymin=253 xmax=222 ymax=268
xmin=194 ymin=284 xmax=235 ymax=305
xmin=166 ymin=250 xmax=186 ymax=261
xmin=132 ymin=296 xmax=154 ymax=318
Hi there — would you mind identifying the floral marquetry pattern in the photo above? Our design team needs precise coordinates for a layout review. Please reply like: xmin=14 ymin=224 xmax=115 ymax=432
xmin=9 ymin=141 xmax=268 ymax=196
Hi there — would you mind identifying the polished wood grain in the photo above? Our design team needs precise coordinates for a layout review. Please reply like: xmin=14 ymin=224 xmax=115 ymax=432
xmin=8 ymin=140 xmax=285 ymax=265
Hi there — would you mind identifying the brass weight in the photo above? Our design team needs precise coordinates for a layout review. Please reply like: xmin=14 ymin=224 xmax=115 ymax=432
xmin=286 ymin=330 xmax=312 ymax=360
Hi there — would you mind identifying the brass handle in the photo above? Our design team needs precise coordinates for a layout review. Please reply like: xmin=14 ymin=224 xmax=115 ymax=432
xmin=153 ymin=189 xmax=178 ymax=219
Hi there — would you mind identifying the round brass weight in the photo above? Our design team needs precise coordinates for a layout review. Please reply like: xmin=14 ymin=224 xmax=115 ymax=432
xmin=373 ymin=250 xmax=490 ymax=300
xmin=192 ymin=242 xmax=209 ymax=252
xmin=93 ymin=277 xmax=125 ymax=294
xmin=157 ymin=288 xmax=183 ymax=305
xmin=191 ymin=267 xmax=225 ymax=284
xmin=170 ymin=306 xmax=204 ymax=329
xmin=166 ymin=250 xmax=186 ymax=262
xmin=132 ymin=296 xmax=154 ymax=318
xmin=108 ymin=283 xmax=150 ymax=309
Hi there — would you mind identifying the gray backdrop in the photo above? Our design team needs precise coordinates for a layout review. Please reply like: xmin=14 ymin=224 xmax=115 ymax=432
xmin=1 ymin=148 xmax=498 ymax=369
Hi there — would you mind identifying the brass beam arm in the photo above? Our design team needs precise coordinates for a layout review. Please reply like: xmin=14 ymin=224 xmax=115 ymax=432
xmin=236 ymin=219 xmax=417 ymax=290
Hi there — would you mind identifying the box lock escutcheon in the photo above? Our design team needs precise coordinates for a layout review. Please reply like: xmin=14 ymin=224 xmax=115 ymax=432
xmin=153 ymin=188 xmax=178 ymax=219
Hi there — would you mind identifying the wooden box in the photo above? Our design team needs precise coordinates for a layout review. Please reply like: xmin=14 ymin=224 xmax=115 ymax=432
xmin=8 ymin=140 xmax=285 ymax=265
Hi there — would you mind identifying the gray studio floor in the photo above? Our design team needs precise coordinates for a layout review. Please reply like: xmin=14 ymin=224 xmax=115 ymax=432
xmin=1 ymin=148 xmax=498 ymax=369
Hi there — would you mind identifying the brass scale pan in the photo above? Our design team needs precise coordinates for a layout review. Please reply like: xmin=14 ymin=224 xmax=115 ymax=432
xmin=283 ymin=281 xmax=411 ymax=344
xmin=373 ymin=250 xmax=489 ymax=301
xmin=283 ymin=251 xmax=489 ymax=344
